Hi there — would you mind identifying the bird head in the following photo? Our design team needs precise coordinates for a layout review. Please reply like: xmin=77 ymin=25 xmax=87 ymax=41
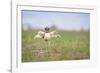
xmin=44 ymin=27 xmax=50 ymax=33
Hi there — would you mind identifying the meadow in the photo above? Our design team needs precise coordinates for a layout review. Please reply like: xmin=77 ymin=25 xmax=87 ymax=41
xmin=22 ymin=29 xmax=90 ymax=62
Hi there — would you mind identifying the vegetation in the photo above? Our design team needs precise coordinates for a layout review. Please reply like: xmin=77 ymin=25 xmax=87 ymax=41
xmin=22 ymin=29 xmax=90 ymax=62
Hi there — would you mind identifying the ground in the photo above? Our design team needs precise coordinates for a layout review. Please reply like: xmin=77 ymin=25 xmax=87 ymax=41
xmin=22 ymin=30 xmax=90 ymax=62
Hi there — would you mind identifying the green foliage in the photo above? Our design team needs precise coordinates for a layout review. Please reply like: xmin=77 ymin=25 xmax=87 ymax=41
xmin=22 ymin=30 xmax=90 ymax=62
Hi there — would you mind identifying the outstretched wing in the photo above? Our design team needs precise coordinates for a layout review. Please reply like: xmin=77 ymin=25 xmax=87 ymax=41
xmin=34 ymin=31 xmax=45 ymax=39
xmin=38 ymin=31 xmax=45 ymax=35
xmin=50 ymin=31 xmax=61 ymax=38
xmin=50 ymin=31 xmax=56 ymax=35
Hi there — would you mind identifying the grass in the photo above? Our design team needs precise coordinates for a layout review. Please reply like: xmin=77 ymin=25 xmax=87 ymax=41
xmin=22 ymin=30 xmax=90 ymax=62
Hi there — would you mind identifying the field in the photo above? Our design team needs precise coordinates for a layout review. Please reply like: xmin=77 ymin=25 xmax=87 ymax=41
xmin=22 ymin=29 xmax=90 ymax=62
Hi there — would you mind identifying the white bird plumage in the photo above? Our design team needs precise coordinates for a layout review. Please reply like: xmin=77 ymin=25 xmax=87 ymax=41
xmin=50 ymin=31 xmax=61 ymax=38
xmin=34 ymin=30 xmax=61 ymax=41
xmin=34 ymin=31 xmax=44 ymax=39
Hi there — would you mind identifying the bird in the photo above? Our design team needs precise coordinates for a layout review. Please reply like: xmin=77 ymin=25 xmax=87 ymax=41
xmin=34 ymin=27 xmax=61 ymax=41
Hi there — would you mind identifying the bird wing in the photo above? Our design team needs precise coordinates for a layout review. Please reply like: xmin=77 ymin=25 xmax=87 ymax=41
xmin=38 ymin=31 xmax=45 ymax=35
xmin=50 ymin=31 xmax=56 ymax=35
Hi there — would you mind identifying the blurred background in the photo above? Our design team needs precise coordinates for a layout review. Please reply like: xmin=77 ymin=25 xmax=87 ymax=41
xmin=22 ymin=10 xmax=90 ymax=31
